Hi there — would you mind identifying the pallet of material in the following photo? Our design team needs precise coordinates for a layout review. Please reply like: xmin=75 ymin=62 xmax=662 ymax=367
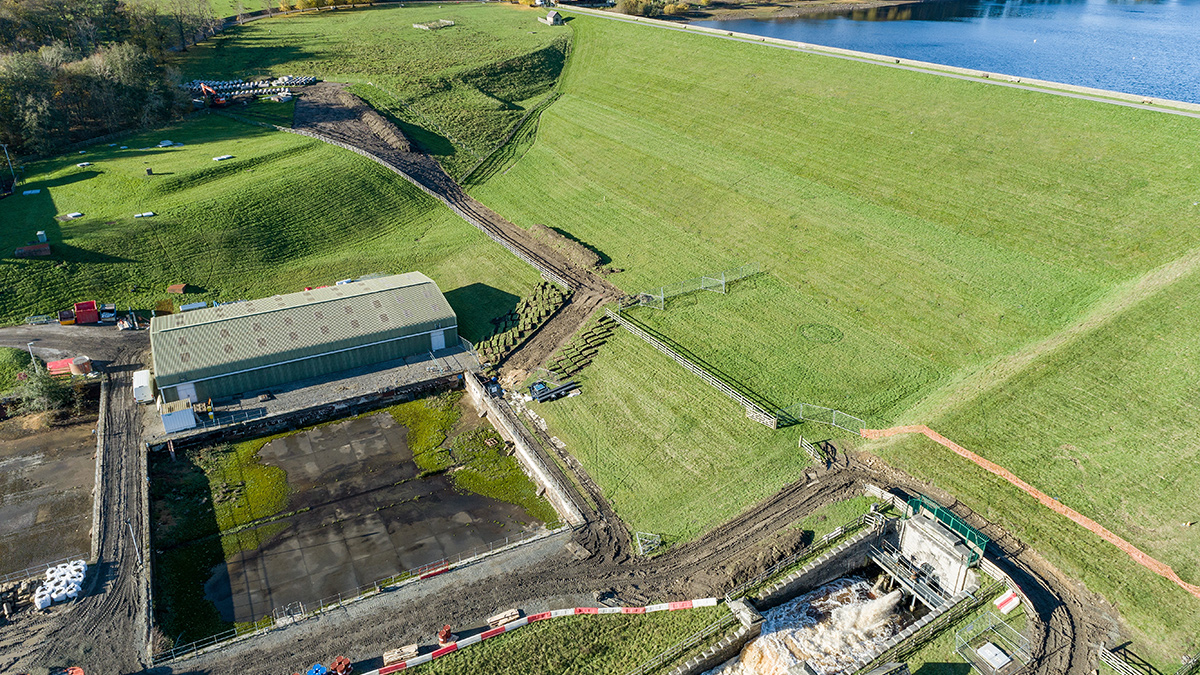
xmin=487 ymin=608 xmax=522 ymax=627
xmin=384 ymin=645 xmax=419 ymax=665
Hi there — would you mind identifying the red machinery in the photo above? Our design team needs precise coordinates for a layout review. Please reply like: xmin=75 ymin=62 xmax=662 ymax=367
xmin=199 ymin=83 xmax=228 ymax=108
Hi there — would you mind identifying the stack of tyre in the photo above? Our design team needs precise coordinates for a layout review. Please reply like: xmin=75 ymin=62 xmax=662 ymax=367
xmin=33 ymin=560 xmax=87 ymax=610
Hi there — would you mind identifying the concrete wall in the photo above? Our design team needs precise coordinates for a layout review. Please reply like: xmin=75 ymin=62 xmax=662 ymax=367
xmin=754 ymin=520 xmax=895 ymax=611
xmin=464 ymin=375 xmax=585 ymax=526
xmin=670 ymin=600 xmax=764 ymax=675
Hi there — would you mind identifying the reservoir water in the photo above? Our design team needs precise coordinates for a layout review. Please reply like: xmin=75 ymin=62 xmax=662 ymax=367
xmin=694 ymin=0 xmax=1200 ymax=104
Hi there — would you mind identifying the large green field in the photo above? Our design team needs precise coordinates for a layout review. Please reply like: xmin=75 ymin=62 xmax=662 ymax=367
xmin=0 ymin=112 xmax=538 ymax=335
xmin=177 ymin=4 xmax=568 ymax=176
xmin=472 ymin=10 xmax=1200 ymax=664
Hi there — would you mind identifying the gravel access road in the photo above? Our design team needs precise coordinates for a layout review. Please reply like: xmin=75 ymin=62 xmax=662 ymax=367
xmin=0 ymin=325 xmax=151 ymax=675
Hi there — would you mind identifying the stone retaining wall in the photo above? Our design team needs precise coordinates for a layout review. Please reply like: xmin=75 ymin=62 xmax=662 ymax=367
xmin=754 ymin=520 xmax=895 ymax=611
xmin=464 ymin=374 xmax=585 ymax=526
xmin=669 ymin=600 xmax=764 ymax=675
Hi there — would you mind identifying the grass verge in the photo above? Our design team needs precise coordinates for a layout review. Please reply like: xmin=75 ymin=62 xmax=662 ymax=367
xmin=1 ymin=113 xmax=539 ymax=333
xmin=178 ymin=4 xmax=570 ymax=177
xmin=417 ymin=604 xmax=728 ymax=675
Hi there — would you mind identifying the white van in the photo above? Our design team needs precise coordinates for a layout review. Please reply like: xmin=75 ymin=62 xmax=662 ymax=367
xmin=132 ymin=370 xmax=156 ymax=403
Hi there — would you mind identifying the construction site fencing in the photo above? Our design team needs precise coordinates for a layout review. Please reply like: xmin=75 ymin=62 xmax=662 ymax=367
xmin=779 ymin=402 xmax=866 ymax=435
xmin=1178 ymin=650 xmax=1200 ymax=675
xmin=605 ymin=308 xmax=777 ymax=428
xmin=1099 ymin=649 xmax=1147 ymax=675
xmin=725 ymin=511 xmax=883 ymax=603
xmin=151 ymin=525 xmax=570 ymax=664
xmin=625 ymin=610 xmax=739 ymax=675
xmin=0 ymin=554 xmax=88 ymax=586
xmin=633 ymin=263 xmax=759 ymax=310
xmin=278 ymin=125 xmax=573 ymax=291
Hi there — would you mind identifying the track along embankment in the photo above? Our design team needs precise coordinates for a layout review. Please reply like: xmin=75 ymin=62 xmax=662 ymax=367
xmin=288 ymin=84 xmax=623 ymax=373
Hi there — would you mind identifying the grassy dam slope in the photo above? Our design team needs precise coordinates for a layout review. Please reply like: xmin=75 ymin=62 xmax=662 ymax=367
xmin=477 ymin=12 xmax=1200 ymax=664
xmin=0 ymin=113 xmax=538 ymax=338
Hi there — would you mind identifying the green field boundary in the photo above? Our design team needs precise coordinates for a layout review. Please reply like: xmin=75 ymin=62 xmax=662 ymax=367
xmin=605 ymin=307 xmax=780 ymax=428
xmin=557 ymin=7 xmax=1200 ymax=119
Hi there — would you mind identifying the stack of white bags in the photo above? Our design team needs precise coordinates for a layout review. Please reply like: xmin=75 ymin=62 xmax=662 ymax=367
xmin=33 ymin=560 xmax=87 ymax=610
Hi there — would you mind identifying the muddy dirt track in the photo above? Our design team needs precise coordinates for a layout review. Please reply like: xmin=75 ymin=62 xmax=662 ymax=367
xmin=150 ymin=445 xmax=1113 ymax=675
xmin=287 ymin=84 xmax=622 ymax=374
xmin=0 ymin=326 xmax=151 ymax=675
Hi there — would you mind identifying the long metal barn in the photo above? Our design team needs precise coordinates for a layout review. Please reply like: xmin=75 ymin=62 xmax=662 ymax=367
xmin=150 ymin=273 xmax=458 ymax=403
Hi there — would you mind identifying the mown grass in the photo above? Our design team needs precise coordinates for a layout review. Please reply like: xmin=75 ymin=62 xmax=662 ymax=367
xmin=417 ymin=604 xmax=728 ymax=675
xmin=472 ymin=12 xmax=1200 ymax=665
xmin=0 ymin=113 xmax=539 ymax=333
xmin=871 ymin=265 xmax=1200 ymax=664
xmin=530 ymin=329 xmax=810 ymax=542
xmin=790 ymin=495 xmax=879 ymax=541
xmin=176 ymin=4 xmax=569 ymax=177
xmin=0 ymin=347 xmax=34 ymax=395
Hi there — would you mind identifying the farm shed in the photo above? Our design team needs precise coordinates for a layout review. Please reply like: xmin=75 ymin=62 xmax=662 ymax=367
xmin=539 ymin=11 xmax=563 ymax=25
xmin=150 ymin=273 xmax=458 ymax=403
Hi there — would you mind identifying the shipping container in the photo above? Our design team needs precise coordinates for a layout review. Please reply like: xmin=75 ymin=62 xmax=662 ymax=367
xmin=160 ymin=399 xmax=198 ymax=433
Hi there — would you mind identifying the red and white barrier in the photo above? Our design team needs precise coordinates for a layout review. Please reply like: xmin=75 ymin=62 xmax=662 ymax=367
xmin=363 ymin=598 xmax=719 ymax=674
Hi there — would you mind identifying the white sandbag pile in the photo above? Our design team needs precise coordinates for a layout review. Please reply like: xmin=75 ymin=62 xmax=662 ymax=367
xmin=34 ymin=560 xmax=87 ymax=609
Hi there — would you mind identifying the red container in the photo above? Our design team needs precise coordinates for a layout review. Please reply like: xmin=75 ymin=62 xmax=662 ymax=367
xmin=46 ymin=357 xmax=74 ymax=376
xmin=74 ymin=301 xmax=99 ymax=324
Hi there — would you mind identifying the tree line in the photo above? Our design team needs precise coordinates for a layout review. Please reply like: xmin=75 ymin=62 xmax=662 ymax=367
xmin=0 ymin=0 xmax=225 ymax=159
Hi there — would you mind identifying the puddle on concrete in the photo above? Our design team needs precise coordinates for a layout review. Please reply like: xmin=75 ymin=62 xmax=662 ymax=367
xmin=0 ymin=419 xmax=97 ymax=572
xmin=205 ymin=413 xmax=539 ymax=623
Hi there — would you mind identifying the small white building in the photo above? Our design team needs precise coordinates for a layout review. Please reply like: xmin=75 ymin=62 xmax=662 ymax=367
xmin=159 ymin=399 xmax=198 ymax=434
xmin=539 ymin=10 xmax=563 ymax=25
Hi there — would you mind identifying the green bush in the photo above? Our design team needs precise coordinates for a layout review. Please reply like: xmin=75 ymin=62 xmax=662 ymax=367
xmin=12 ymin=367 xmax=71 ymax=413
xmin=0 ymin=347 xmax=35 ymax=395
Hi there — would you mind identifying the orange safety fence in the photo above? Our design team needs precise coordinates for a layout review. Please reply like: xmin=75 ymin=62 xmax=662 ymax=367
xmin=861 ymin=424 xmax=1200 ymax=600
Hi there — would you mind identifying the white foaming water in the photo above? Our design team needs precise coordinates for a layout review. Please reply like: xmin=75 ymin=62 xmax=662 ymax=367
xmin=706 ymin=577 xmax=905 ymax=675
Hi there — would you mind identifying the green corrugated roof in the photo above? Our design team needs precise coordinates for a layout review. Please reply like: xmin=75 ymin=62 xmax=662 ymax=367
xmin=151 ymin=273 xmax=456 ymax=387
